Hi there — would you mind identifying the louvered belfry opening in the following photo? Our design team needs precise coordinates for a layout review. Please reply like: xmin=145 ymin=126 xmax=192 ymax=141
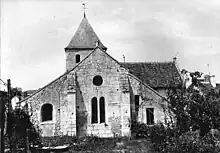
xmin=76 ymin=54 xmax=80 ymax=63
xmin=65 ymin=14 xmax=107 ymax=71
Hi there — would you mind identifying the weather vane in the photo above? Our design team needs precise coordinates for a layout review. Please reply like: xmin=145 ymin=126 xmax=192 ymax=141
xmin=82 ymin=3 xmax=87 ymax=17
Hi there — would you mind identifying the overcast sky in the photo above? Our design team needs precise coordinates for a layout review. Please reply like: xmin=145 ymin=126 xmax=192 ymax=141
xmin=1 ymin=0 xmax=220 ymax=90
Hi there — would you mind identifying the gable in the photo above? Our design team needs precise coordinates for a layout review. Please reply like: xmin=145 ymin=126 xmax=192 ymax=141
xmin=73 ymin=47 xmax=128 ymax=74
xmin=19 ymin=47 xmax=126 ymax=103
xmin=128 ymin=73 xmax=166 ymax=101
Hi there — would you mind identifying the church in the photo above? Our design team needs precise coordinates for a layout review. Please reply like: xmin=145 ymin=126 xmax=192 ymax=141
xmin=19 ymin=12 xmax=182 ymax=138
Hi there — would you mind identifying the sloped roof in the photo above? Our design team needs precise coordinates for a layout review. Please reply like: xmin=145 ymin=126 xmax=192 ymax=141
xmin=121 ymin=62 xmax=183 ymax=88
xmin=19 ymin=47 xmax=166 ymax=103
xmin=65 ymin=15 xmax=107 ymax=50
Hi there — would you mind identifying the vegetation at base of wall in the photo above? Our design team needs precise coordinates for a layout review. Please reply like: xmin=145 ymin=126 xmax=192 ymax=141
xmin=66 ymin=136 xmax=154 ymax=153
xmin=5 ymin=108 xmax=42 ymax=152
xmin=132 ymin=122 xmax=220 ymax=153
xmin=41 ymin=136 xmax=155 ymax=153
xmin=132 ymin=71 xmax=220 ymax=153
xmin=72 ymin=137 xmax=122 ymax=151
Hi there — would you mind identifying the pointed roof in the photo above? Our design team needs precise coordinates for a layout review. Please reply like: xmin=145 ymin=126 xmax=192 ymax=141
xmin=65 ymin=14 xmax=107 ymax=50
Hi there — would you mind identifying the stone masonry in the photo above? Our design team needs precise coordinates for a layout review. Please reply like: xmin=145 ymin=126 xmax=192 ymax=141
xmin=19 ymin=14 xmax=180 ymax=138
xmin=22 ymin=48 xmax=165 ymax=137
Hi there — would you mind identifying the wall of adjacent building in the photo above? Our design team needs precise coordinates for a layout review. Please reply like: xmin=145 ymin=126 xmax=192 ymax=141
xmin=127 ymin=75 xmax=166 ymax=125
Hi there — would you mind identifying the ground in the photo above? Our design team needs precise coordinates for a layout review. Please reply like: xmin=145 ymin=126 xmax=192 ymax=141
xmin=37 ymin=137 xmax=155 ymax=153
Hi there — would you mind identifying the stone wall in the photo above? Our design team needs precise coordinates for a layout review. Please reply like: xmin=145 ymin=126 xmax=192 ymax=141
xmin=127 ymin=75 xmax=166 ymax=125
xmin=24 ymin=48 xmax=132 ymax=137
xmin=23 ymin=47 xmax=166 ymax=138
xmin=65 ymin=49 xmax=92 ymax=71
xmin=24 ymin=74 xmax=77 ymax=137
xmin=71 ymin=48 xmax=131 ymax=137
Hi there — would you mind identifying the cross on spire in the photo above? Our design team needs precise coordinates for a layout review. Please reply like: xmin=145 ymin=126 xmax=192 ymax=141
xmin=82 ymin=3 xmax=87 ymax=18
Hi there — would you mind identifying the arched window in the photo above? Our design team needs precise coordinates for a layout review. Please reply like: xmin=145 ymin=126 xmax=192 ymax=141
xmin=41 ymin=103 xmax=53 ymax=122
xmin=99 ymin=97 xmax=105 ymax=123
xmin=76 ymin=54 xmax=80 ymax=63
xmin=91 ymin=97 xmax=98 ymax=124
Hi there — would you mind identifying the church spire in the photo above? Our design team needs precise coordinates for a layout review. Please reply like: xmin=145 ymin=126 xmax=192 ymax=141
xmin=65 ymin=4 xmax=107 ymax=51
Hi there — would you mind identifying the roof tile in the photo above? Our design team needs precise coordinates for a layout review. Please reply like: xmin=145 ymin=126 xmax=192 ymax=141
xmin=121 ymin=62 xmax=183 ymax=88
xmin=65 ymin=16 xmax=107 ymax=50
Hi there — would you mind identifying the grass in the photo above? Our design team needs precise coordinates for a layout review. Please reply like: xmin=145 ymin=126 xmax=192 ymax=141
xmin=64 ymin=137 xmax=154 ymax=153
xmin=27 ymin=136 xmax=155 ymax=153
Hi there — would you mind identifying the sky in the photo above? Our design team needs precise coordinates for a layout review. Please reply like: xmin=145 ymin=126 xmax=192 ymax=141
xmin=1 ymin=0 xmax=220 ymax=91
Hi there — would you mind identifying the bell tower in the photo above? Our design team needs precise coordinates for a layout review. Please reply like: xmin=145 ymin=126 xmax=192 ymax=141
xmin=65 ymin=12 xmax=107 ymax=71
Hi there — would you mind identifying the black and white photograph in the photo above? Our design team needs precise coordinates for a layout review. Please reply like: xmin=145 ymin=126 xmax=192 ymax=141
xmin=1 ymin=0 xmax=220 ymax=152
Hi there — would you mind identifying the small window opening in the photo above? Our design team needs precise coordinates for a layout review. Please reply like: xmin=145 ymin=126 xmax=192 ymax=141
xmin=135 ymin=95 xmax=139 ymax=112
xmin=100 ymin=97 xmax=105 ymax=123
xmin=76 ymin=54 xmax=80 ymax=63
xmin=146 ymin=108 xmax=154 ymax=125
xmin=41 ymin=103 xmax=53 ymax=122
xmin=91 ymin=97 xmax=98 ymax=124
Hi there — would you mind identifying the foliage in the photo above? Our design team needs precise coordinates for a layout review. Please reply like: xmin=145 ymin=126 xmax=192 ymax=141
xmin=131 ymin=121 xmax=149 ymax=138
xmin=165 ymin=132 xmax=220 ymax=153
xmin=167 ymin=71 xmax=220 ymax=136
xmin=5 ymin=108 xmax=41 ymax=151
xmin=132 ymin=71 xmax=220 ymax=153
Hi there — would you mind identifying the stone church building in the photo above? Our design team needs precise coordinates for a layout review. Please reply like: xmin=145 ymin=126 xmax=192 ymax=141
xmin=20 ymin=13 xmax=182 ymax=138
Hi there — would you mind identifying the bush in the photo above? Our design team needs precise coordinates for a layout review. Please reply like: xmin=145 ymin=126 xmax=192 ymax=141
xmin=143 ymin=122 xmax=176 ymax=152
xmin=165 ymin=131 xmax=220 ymax=153
xmin=131 ymin=121 xmax=149 ymax=138
xmin=5 ymin=108 xmax=41 ymax=151
xmin=132 ymin=122 xmax=220 ymax=153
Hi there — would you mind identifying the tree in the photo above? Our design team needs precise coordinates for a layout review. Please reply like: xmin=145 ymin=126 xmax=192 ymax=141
xmin=167 ymin=71 xmax=220 ymax=136
xmin=5 ymin=107 xmax=41 ymax=152
xmin=5 ymin=83 xmax=41 ymax=152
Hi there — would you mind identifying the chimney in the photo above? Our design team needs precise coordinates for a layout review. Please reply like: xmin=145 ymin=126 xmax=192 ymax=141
xmin=204 ymin=75 xmax=210 ymax=83
xmin=95 ymin=41 xmax=99 ymax=47
xmin=173 ymin=57 xmax=177 ymax=64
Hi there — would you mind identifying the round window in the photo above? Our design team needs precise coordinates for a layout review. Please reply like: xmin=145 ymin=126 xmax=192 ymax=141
xmin=93 ymin=75 xmax=103 ymax=86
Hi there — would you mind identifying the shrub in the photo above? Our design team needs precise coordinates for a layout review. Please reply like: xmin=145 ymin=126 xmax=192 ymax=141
xmin=165 ymin=131 xmax=220 ymax=153
xmin=5 ymin=108 xmax=41 ymax=151
xmin=132 ymin=122 xmax=220 ymax=153
xmin=147 ymin=123 xmax=175 ymax=152
xmin=131 ymin=121 xmax=149 ymax=138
